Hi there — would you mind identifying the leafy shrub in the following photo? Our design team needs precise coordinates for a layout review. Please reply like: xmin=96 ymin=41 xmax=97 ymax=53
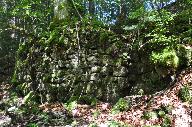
xmin=178 ymin=85 xmax=191 ymax=102
xmin=64 ymin=95 xmax=97 ymax=114
xmin=158 ymin=110 xmax=166 ymax=118
xmin=108 ymin=121 xmax=121 ymax=127
xmin=159 ymin=105 xmax=173 ymax=114
xmin=65 ymin=95 xmax=97 ymax=106
xmin=177 ymin=45 xmax=192 ymax=68
xmin=150 ymin=47 xmax=179 ymax=69
xmin=93 ymin=110 xmax=100 ymax=119
xmin=64 ymin=100 xmax=77 ymax=112
xmin=112 ymin=98 xmax=130 ymax=114
xmin=142 ymin=111 xmax=158 ymax=120
xmin=161 ymin=115 xmax=171 ymax=127
xmin=142 ymin=105 xmax=172 ymax=127
xmin=78 ymin=95 xmax=97 ymax=106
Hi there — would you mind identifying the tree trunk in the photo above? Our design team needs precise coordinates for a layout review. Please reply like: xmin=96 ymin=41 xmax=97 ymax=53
xmin=116 ymin=0 xmax=127 ymax=25
xmin=89 ymin=0 xmax=95 ymax=15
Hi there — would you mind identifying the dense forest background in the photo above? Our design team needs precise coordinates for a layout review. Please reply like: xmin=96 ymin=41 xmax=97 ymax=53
xmin=0 ymin=0 xmax=192 ymax=126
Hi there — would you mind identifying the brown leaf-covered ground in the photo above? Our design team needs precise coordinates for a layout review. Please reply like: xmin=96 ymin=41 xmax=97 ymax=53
xmin=1 ymin=67 xmax=192 ymax=126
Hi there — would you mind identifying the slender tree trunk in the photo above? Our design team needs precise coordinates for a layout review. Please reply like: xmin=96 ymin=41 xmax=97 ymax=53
xmin=89 ymin=0 xmax=95 ymax=15
xmin=116 ymin=0 xmax=127 ymax=25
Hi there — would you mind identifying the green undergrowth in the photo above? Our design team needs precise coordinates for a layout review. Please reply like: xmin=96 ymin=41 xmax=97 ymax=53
xmin=178 ymin=83 xmax=192 ymax=103
xmin=65 ymin=95 xmax=97 ymax=106
xmin=142 ymin=105 xmax=173 ymax=127
xmin=112 ymin=98 xmax=130 ymax=114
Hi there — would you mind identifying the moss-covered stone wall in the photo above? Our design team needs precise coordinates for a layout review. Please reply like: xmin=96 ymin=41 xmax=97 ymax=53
xmin=12 ymin=20 xmax=192 ymax=102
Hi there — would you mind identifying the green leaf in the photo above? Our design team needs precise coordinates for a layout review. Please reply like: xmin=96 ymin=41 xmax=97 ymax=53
xmin=23 ymin=91 xmax=35 ymax=104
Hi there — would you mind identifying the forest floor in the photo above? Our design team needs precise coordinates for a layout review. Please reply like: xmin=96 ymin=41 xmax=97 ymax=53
xmin=0 ymin=68 xmax=192 ymax=127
